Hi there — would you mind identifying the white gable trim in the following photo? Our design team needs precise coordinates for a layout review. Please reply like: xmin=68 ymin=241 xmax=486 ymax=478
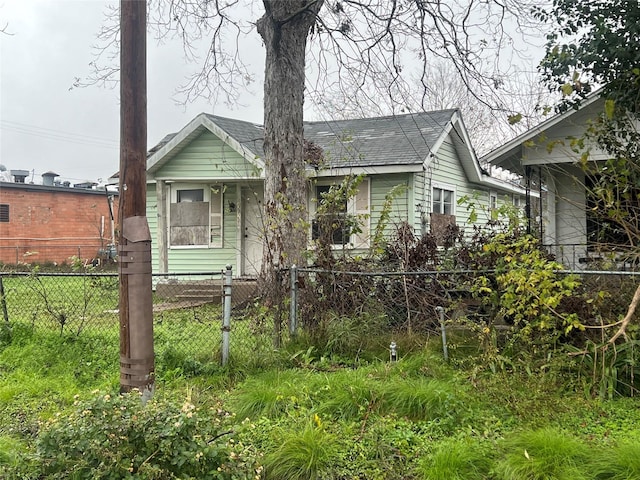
xmin=483 ymin=94 xmax=603 ymax=167
xmin=201 ymin=116 xmax=265 ymax=170
xmin=423 ymin=118 xmax=454 ymax=170
xmin=147 ymin=113 xmax=264 ymax=175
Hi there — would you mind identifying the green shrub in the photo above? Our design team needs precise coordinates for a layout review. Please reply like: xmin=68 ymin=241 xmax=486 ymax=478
xmin=27 ymin=390 xmax=259 ymax=479
xmin=494 ymin=427 xmax=590 ymax=480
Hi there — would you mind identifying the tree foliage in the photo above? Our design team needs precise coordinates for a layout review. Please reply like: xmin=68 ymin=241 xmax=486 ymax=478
xmin=537 ymin=0 xmax=640 ymax=114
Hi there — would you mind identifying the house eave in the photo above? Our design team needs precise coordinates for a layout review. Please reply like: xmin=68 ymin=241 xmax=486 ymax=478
xmin=311 ymin=164 xmax=423 ymax=177
xmin=476 ymin=175 xmax=537 ymax=197
xmin=149 ymin=175 xmax=264 ymax=183
xmin=482 ymin=94 xmax=604 ymax=173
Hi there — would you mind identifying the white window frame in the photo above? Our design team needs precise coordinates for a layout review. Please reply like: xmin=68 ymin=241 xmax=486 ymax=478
xmin=489 ymin=191 xmax=498 ymax=211
xmin=310 ymin=177 xmax=370 ymax=248
xmin=432 ymin=182 xmax=456 ymax=216
xmin=168 ymin=183 xmax=224 ymax=249
xmin=512 ymin=194 xmax=522 ymax=209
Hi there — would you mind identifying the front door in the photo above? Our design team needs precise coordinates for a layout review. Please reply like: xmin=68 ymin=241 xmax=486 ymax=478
xmin=241 ymin=185 xmax=264 ymax=277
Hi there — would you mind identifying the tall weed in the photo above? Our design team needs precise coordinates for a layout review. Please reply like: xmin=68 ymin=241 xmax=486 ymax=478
xmin=263 ymin=420 xmax=337 ymax=480
xmin=494 ymin=428 xmax=590 ymax=480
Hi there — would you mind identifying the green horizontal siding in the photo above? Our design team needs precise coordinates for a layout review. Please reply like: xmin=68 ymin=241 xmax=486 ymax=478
xmin=431 ymin=135 xmax=520 ymax=234
xmin=155 ymin=131 xmax=260 ymax=179
xmin=147 ymin=182 xmax=241 ymax=274
xmin=370 ymin=173 xmax=411 ymax=239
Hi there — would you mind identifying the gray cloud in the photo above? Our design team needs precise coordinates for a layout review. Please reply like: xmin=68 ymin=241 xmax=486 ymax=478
xmin=0 ymin=0 xmax=264 ymax=186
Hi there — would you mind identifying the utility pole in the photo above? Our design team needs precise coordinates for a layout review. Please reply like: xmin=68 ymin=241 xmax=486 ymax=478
xmin=119 ymin=0 xmax=154 ymax=397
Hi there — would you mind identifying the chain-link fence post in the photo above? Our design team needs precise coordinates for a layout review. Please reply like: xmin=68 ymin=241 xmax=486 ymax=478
xmin=290 ymin=264 xmax=298 ymax=336
xmin=0 ymin=276 xmax=9 ymax=324
xmin=221 ymin=265 xmax=232 ymax=366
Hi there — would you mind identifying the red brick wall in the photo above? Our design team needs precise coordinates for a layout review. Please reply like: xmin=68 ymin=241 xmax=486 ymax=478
xmin=0 ymin=185 xmax=119 ymax=265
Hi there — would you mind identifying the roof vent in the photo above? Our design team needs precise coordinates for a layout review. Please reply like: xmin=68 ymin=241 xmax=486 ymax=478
xmin=74 ymin=181 xmax=97 ymax=189
xmin=10 ymin=170 xmax=29 ymax=183
xmin=42 ymin=171 xmax=60 ymax=187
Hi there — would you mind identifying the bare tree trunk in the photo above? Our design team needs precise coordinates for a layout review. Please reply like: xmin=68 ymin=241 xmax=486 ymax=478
xmin=609 ymin=283 xmax=640 ymax=344
xmin=257 ymin=1 xmax=323 ymax=295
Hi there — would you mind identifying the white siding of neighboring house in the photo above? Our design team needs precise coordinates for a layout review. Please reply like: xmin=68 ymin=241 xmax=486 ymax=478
xmin=545 ymin=165 xmax=587 ymax=267
xmin=518 ymin=106 xmax=603 ymax=267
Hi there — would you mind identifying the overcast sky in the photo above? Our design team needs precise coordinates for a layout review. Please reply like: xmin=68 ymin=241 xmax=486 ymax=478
xmin=0 ymin=0 xmax=265 ymax=185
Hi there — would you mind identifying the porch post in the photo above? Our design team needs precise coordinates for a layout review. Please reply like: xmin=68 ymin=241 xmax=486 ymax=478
xmin=525 ymin=165 xmax=532 ymax=236
xmin=156 ymin=180 xmax=168 ymax=275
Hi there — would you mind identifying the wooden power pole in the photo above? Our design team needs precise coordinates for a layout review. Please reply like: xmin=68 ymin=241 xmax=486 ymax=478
xmin=118 ymin=0 xmax=154 ymax=396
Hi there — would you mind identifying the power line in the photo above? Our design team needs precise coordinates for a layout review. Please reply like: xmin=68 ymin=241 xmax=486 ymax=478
xmin=1 ymin=120 xmax=118 ymax=149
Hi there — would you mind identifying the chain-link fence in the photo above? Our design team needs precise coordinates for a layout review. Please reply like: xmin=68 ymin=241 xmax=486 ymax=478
xmin=3 ymin=265 xmax=638 ymax=369
xmin=291 ymin=267 xmax=485 ymax=335
xmin=289 ymin=266 xmax=640 ymax=351
xmin=0 ymin=244 xmax=117 ymax=267
xmin=0 ymin=269 xmax=274 ymax=368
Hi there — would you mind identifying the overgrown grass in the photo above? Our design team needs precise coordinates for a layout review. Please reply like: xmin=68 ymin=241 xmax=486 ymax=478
xmin=494 ymin=428 xmax=591 ymax=480
xmin=263 ymin=421 xmax=338 ymax=480
xmin=590 ymin=440 xmax=640 ymax=479
xmin=2 ymin=315 xmax=640 ymax=479
xmin=417 ymin=437 xmax=494 ymax=480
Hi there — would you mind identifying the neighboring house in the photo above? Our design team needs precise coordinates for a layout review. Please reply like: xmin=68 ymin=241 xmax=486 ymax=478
xmin=483 ymin=95 xmax=613 ymax=268
xmin=146 ymin=110 xmax=528 ymax=276
xmin=0 ymin=180 xmax=118 ymax=265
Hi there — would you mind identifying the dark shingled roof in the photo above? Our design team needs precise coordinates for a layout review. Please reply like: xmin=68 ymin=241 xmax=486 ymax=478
xmin=204 ymin=114 xmax=265 ymax=158
xmin=148 ymin=110 xmax=457 ymax=168
xmin=304 ymin=110 xmax=456 ymax=167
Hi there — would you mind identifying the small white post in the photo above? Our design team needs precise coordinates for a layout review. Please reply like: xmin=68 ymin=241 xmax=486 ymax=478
xmin=222 ymin=265 xmax=232 ymax=366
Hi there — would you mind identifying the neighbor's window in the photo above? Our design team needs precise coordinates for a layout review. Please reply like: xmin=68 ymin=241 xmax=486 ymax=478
xmin=433 ymin=187 xmax=454 ymax=215
xmin=169 ymin=185 xmax=223 ymax=247
xmin=0 ymin=204 xmax=8 ymax=222
xmin=489 ymin=191 xmax=498 ymax=211
xmin=512 ymin=195 xmax=521 ymax=208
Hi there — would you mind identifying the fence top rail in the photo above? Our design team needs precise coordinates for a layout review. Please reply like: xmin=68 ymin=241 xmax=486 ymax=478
xmin=297 ymin=267 xmax=640 ymax=277
xmin=296 ymin=268 xmax=494 ymax=276
xmin=0 ymin=271 xmax=225 ymax=278
xmin=556 ymin=269 xmax=640 ymax=276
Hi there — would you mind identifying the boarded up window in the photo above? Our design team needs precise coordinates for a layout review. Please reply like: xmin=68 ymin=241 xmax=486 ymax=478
xmin=170 ymin=186 xmax=224 ymax=247
xmin=0 ymin=204 xmax=8 ymax=223
xmin=170 ymin=200 xmax=209 ymax=246
xmin=430 ymin=212 xmax=457 ymax=246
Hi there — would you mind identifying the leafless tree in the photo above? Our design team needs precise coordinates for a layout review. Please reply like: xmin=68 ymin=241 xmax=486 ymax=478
xmin=311 ymin=59 xmax=553 ymax=156
xmin=89 ymin=0 xmax=548 ymax=288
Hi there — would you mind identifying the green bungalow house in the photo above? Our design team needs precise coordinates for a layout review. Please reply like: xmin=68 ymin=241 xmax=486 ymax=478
xmin=146 ymin=110 xmax=527 ymax=276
